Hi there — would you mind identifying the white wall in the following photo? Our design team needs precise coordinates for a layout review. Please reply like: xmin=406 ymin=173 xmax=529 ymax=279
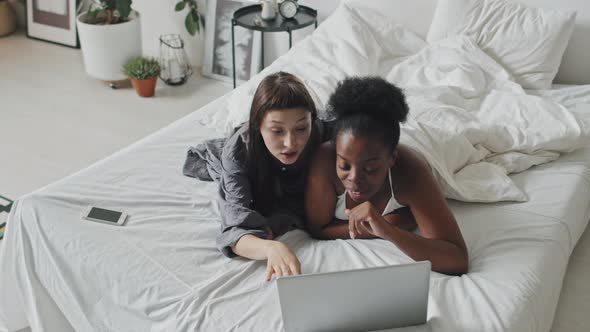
xmin=132 ymin=0 xmax=207 ymax=68
xmin=10 ymin=0 xmax=341 ymax=69
xmin=135 ymin=0 xmax=341 ymax=69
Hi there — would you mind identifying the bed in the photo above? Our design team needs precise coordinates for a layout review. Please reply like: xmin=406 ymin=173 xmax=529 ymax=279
xmin=2 ymin=0 xmax=590 ymax=331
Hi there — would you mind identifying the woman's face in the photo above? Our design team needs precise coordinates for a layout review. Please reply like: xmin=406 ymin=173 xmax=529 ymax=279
xmin=335 ymin=131 xmax=395 ymax=202
xmin=260 ymin=108 xmax=313 ymax=165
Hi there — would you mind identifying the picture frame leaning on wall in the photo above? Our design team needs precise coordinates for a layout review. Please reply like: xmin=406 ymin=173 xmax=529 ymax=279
xmin=26 ymin=0 xmax=81 ymax=48
xmin=202 ymin=0 xmax=261 ymax=85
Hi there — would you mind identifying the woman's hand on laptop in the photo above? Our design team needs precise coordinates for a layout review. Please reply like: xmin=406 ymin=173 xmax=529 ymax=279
xmin=265 ymin=241 xmax=301 ymax=281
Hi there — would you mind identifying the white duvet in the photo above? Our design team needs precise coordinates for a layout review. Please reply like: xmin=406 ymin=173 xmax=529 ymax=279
xmin=222 ymin=3 xmax=590 ymax=203
xmin=390 ymin=36 xmax=588 ymax=202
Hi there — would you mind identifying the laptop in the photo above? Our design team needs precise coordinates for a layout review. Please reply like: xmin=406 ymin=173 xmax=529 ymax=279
xmin=276 ymin=261 xmax=430 ymax=332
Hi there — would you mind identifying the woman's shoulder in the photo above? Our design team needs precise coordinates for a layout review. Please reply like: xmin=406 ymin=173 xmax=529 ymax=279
xmin=309 ymin=141 xmax=337 ymax=177
xmin=221 ymin=123 xmax=249 ymax=166
xmin=308 ymin=141 xmax=342 ymax=192
xmin=397 ymin=144 xmax=430 ymax=172
xmin=395 ymin=144 xmax=433 ymax=194
xmin=313 ymin=141 xmax=336 ymax=164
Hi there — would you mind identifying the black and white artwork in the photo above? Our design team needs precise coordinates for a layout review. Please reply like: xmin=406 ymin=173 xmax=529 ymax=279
xmin=26 ymin=0 xmax=79 ymax=48
xmin=33 ymin=0 xmax=70 ymax=28
xmin=202 ymin=0 xmax=261 ymax=85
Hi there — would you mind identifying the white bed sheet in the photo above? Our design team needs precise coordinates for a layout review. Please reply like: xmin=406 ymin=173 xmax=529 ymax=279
xmin=0 ymin=85 xmax=589 ymax=332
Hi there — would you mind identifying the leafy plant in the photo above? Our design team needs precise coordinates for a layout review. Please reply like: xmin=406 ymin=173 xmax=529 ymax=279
xmin=122 ymin=57 xmax=161 ymax=80
xmin=83 ymin=0 xmax=133 ymax=25
xmin=175 ymin=0 xmax=205 ymax=36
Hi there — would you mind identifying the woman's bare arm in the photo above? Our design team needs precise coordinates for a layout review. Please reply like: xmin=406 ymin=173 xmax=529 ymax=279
xmin=231 ymin=234 xmax=274 ymax=260
xmin=305 ymin=143 xmax=352 ymax=239
xmin=385 ymin=149 xmax=468 ymax=274
xmin=233 ymin=234 xmax=302 ymax=281
xmin=383 ymin=207 xmax=417 ymax=232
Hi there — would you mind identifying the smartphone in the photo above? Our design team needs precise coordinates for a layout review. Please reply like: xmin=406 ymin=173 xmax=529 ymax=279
xmin=82 ymin=206 xmax=127 ymax=226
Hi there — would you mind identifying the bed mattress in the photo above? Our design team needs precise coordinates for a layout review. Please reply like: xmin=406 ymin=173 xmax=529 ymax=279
xmin=0 ymin=84 xmax=589 ymax=332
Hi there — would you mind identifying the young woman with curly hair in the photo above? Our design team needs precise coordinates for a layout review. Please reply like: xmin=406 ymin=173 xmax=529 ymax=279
xmin=305 ymin=77 xmax=468 ymax=275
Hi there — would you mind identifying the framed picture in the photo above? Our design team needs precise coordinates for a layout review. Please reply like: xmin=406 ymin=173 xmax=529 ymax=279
xmin=202 ymin=0 xmax=261 ymax=85
xmin=26 ymin=0 xmax=80 ymax=48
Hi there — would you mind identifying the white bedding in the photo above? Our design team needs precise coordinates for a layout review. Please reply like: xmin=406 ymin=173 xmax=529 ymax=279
xmin=391 ymin=35 xmax=588 ymax=203
xmin=1 ymin=84 xmax=589 ymax=332
xmin=2 ymin=2 xmax=590 ymax=332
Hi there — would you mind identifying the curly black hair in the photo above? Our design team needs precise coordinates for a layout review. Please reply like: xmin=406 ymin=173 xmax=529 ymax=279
xmin=328 ymin=76 xmax=409 ymax=151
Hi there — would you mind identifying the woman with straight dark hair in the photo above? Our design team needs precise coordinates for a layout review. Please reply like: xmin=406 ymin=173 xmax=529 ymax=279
xmin=305 ymin=76 xmax=468 ymax=275
xmin=213 ymin=71 xmax=326 ymax=281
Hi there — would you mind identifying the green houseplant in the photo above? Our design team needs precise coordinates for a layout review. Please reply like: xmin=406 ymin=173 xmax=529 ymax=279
xmin=122 ymin=57 xmax=161 ymax=97
xmin=175 ymin=0 xmax=205 ymax=36
xmin=83 ymin=0 xmax=133 ymax=24
xmin=77 ymin=0 xmax=142 ymax=82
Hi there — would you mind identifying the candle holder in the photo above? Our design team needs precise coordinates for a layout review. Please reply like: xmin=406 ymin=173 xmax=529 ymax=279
xmin=158 ymin=34 xmax=192 ymax=86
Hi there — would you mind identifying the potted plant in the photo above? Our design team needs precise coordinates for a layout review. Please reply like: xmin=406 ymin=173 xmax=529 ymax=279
xmin=77 ymin=0 xmax=142 ymax=82
xmin=174 ymin=0 xmax=205 ymax=36
xmin=0 ymin=0 xmax=17 ymax=37
xmin=122 ymin=56 xmax=161 ymax=97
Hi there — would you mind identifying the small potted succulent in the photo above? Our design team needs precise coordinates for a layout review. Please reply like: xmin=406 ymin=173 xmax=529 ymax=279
xmin=122 ymin=57 xmax=161 ymax=97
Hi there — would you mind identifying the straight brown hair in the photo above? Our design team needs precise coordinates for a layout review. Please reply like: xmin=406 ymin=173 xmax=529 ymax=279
xmin=247 ymin=72 xmax=318 ymax=216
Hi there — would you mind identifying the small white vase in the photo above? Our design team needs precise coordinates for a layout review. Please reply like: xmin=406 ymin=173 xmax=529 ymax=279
xmin=77 ymin=11 xmax=142 ymax=81
xmin=260 ymin=0 xmax=276 ymax=20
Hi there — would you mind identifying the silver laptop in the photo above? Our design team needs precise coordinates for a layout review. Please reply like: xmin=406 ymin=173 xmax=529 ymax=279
xmin=276 ymin=261 xmax=430 ymax=332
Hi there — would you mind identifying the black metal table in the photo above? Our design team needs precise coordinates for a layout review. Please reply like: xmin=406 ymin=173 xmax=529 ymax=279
xmin=231 ymin=4 xmax=318 ymax=88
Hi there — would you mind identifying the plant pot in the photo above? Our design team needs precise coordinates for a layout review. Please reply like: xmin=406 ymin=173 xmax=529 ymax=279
xmin=77 ymin=11 xmax=142 ymax=81
xmin=0 ymin=1 xmax=17 ymax=37
xmin=130 ymin=76 xmax=158 ymax=97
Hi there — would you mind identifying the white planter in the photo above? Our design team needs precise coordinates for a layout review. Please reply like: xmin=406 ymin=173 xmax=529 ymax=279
xmin=77 ymin=11 xmax=142 ymax=81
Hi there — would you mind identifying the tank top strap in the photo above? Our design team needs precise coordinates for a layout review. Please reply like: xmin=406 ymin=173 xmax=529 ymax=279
xmin=383 ymin=168 xmax=405 ymax=215
xmin=334 ymin=168 xmax=404 ymax=219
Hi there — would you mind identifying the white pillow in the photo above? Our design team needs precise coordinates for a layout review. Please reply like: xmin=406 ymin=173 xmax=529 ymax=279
xmin=344 ymin=0 xmax=437 ymax=37
xmin=426 ymin=0 xmax=576 ymax=89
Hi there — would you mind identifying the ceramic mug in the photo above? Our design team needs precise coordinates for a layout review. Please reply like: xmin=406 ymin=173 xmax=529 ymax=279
xmin=260 ymin=0 xmax=276 ymax=20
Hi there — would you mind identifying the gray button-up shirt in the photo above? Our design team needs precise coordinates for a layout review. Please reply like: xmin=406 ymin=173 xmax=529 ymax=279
xmin=216 ymin=120 xmax=327 ymax=257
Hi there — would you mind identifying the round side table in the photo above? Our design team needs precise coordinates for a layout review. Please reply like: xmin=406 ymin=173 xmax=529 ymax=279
xmin=231 ymin=4 xmax=318 ymax=88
